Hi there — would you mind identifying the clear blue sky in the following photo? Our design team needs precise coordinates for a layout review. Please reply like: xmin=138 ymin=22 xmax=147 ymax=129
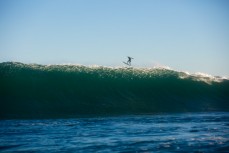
xmin=0 ymin=0 xmax=229 ymax=76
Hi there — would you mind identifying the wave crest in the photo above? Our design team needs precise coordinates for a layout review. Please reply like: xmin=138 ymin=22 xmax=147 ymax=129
xmin=0 ymin=62 xmax=228 ymax=118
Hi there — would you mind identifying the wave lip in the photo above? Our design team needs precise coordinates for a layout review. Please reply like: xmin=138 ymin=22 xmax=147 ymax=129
xmin=0 ymin=62 xmax=229 ymax=119
xmin=178 ymin=71 xmax=227 ymax=84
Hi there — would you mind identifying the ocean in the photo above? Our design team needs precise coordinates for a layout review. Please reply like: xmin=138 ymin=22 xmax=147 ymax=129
xmin=0 ymin=62 xmax=229 ymax=152
xmin=0 ymin=113 xmax=229 ymax=152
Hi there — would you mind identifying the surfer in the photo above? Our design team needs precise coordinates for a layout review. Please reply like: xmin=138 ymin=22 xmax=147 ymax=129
xmin=127 ymin=56 xmax=133 ymax=66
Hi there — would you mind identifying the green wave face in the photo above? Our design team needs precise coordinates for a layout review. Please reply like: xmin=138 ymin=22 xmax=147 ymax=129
xmin=0 ymin=62 xmax=229 ymax=119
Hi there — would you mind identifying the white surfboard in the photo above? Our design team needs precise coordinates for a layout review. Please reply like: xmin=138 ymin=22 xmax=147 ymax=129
xmin=123 ymin=62 xmax=131 ymax=66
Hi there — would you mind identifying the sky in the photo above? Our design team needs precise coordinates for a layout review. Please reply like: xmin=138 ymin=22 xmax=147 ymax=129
xmin=0 ymin=0 xmax=229 ymax=77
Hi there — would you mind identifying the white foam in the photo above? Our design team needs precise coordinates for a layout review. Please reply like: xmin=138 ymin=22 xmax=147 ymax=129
xmin=8 ymin=62 xmax=228 ymax=84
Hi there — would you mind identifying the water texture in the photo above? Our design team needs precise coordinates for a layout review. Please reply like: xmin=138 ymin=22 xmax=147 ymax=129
xmin=0 ymin=113 xmax=229 ymax=152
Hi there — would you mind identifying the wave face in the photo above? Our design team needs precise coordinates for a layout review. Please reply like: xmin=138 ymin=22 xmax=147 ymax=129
xmin=0 ymin=62 xmax=229 ymax=118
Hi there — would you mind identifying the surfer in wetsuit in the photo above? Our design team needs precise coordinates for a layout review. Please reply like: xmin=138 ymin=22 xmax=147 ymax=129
xmin=127 ymin=56 xmax=133 ymax=66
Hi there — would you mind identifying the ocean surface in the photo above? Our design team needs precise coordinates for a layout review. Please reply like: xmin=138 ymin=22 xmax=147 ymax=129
xmin=0 ymin=112 xmax=229 ymax=152
xmin=0 ymin=62 xmax=229 ymax=152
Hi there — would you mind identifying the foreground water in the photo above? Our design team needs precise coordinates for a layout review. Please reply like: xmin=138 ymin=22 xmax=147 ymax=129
xmin=0 ymin=112 xmax=229 ymax=153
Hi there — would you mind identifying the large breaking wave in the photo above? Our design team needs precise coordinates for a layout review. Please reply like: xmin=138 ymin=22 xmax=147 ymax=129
xmin=0 ymin=62 xmax=228 ymax=119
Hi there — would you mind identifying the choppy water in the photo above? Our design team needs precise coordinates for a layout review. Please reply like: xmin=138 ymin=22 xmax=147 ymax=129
xmin=1 ymin=112 xmax=229 ymax=152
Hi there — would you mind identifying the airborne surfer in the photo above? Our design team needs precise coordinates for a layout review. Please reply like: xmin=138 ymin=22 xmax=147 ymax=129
xmin=123 ymin=56 xmax=134 ymax=66
xmin=127 ymin=56 xmax=134 ymax=66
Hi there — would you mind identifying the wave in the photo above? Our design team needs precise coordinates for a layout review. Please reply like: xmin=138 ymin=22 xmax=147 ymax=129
xmin=0 ymin=62 xmax=229 ymax=119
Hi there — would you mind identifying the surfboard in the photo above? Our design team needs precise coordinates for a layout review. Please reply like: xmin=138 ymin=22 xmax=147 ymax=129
xmin=123 ymin=62 xmax=131 ymax=66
